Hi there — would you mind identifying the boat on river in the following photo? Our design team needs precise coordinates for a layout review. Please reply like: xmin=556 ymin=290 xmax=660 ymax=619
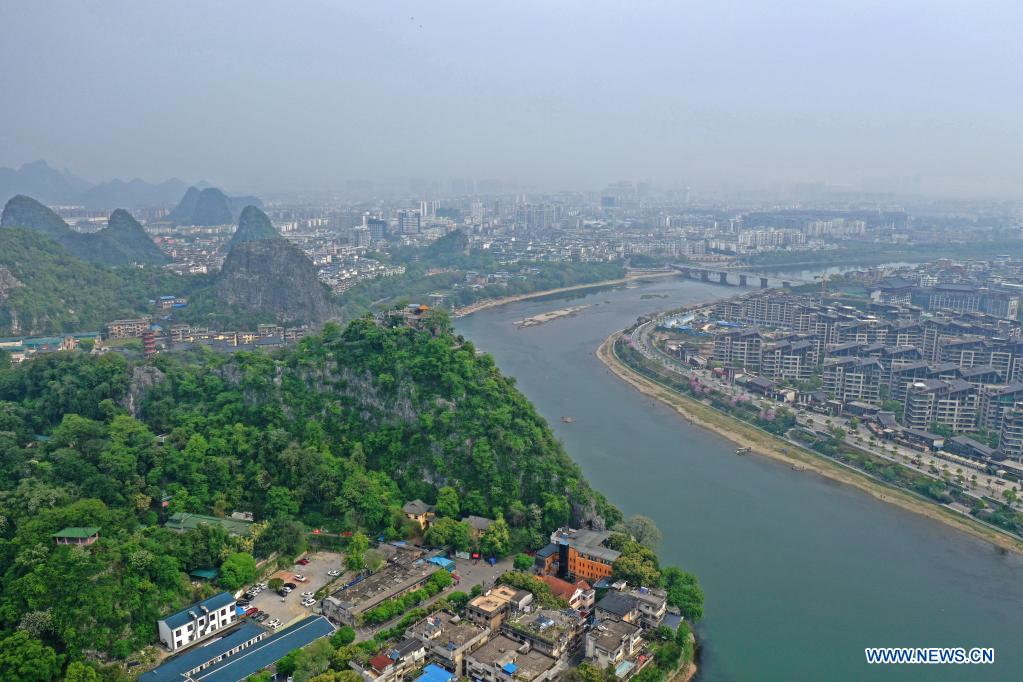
xmin=736 ymin=446 xmax=751 ymax=455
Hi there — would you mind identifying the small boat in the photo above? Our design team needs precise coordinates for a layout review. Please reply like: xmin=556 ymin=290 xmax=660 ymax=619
xmin=561 ymin=416 xmax=575 ymax=424
xmin=736 ymin=446 xmax=751 ymax=456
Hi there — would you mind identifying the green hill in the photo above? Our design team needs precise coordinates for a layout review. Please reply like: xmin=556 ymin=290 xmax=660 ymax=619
xmin=0 ymin=229 xmax=183 ymax=335
xmin=228 ymin=204 xmax=280 ymax=245
xmin=103 ymin=209 xmax=170 ymax=265
xmin=1 ymin=195 xmax=168 ymax=266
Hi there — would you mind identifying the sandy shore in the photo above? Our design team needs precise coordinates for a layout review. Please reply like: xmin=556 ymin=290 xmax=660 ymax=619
xmin=596 ymin=331 xmax=1023 ymax=555
xmin=452 ymin=270 xmax=676 ymax=318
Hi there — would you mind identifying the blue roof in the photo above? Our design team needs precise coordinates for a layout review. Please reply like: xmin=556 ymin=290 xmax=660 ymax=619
xmin=503 ymin=663 xmax=518 ymax=674
xmin=190 ymin=616 xmax=334 ymax=682
xmin=161 ymin=592 xmax=236 ymax=630
xmin=417 ymin=663 xmax=456 ymax=682
xmin=428 ymin=556 xmax=455 ymax=570
xmin=138 ymin=622 xmax=264 ymax=682
xmin=614 ymin=661 xmax=635 ymax=678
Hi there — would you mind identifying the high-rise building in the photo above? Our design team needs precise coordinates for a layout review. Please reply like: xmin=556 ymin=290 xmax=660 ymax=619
xmin=397 ymin=209 xmax=421 ymax=235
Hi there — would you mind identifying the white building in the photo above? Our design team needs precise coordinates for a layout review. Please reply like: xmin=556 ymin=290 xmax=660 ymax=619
xmin=157 ymin=592 xmax=238 ymax=652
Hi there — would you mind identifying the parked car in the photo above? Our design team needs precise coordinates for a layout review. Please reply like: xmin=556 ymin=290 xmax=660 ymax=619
xmin=245 ymin=607 xmax=259 ymax=617
xmin=293 ymin=575 xmax=307 ymax=582
xmin=301 ymin=591 xmax=314 ymax=598
xmin=302 ymin=599 xmax=315 ymax=607
xmin=277 ymin=589 xmax=289 ymax=597
xmin=326 ymin=570 xmax=340 ymax=577
xmin=296 ymin=557 xmax=311 ymax=566
xmin=284 ymin=582 xmax=298 ymax=590
xmin=242 ymin=592 xmax=255 ymax=600
xmin=254 ymin=612 xmax=269 ymax=622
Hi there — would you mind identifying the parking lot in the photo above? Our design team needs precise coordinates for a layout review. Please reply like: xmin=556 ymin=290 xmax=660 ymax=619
xmin=242 ymin=551 xmax=347 ymax=630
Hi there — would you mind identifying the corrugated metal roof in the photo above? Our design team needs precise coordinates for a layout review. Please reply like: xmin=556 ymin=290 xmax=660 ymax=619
xmin=191 ymin=616 xmax=334 ymax=682
xmin=137 ymin=622 xmax=264 ymax=682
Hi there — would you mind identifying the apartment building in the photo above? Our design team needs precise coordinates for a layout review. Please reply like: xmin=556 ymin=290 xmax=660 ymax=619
xmin=903 ymin=380 xmax=979 ymax=433
xmin=822 ymin=357 xmax=884 ymax=404
xmin=712 ymin=328 xmax=764 ymax=370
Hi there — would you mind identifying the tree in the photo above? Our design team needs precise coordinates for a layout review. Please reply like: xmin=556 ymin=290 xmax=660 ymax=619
xmin=64 ymin=662 xmax=101 ymax=682
xmin=0 ymin=631 xmax=62 ymax=682
xmin=276 ymin=650 xmax=300 ymax=677
xmin=480 ymin=516 xmax=511 ymax=557
xmin=346 ymin=532 xmax=370 ymax=572
xmin=424 ymin=517 xmax=471 ymax=552
xmin=220 ymin=552 xmax=258 ymax=590
xmin=513 ymin=553 xmax=534 ymax=571
xmin=293 ymin=639 xmax=333 ymax=681
xmin=309 ymin=672 xmax=362 ymax=682
xmin=435 ymin=486 xmax=460 ymax=518
xmin=265 ymin=486 xmax=300 ymax=519
xmin=364 ymin=548 xmax=385 ymax=573
xmin=331 ymin=626 xmax=357 ymax=647
xmin=623 ymin=515 xmax=662 ymax=551
xmin=661 ymin=566 xmax=704 ymax=622
xmin=269 ymin=577 xmax=285 ymax=591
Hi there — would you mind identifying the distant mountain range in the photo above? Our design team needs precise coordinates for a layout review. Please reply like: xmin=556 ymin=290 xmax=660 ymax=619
xmin=0 ymin=160 xmax=255 ymax=210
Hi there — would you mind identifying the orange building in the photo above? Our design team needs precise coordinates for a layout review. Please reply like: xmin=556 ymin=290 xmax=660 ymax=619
xmin=544 ymin=528 xmax=621 ymax=583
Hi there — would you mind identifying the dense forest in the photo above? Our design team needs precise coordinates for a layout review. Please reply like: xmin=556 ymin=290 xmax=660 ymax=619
xmin=0 ymin=315 xmax=629 ymax=679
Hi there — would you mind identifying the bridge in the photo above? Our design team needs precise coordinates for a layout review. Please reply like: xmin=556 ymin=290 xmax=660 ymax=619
xmin=670 ymin=264 xmax=805 ymax=289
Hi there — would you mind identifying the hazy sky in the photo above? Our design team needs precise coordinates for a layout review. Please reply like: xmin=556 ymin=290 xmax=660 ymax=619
xmin=2 ymin=1 xmax=1022 ymax=197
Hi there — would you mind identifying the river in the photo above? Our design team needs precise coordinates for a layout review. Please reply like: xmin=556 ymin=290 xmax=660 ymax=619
xmin=455 ymin=274 xmax=1023 ymax=681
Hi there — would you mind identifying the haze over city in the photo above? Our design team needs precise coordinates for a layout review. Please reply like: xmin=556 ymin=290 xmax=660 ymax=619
xmin=3 ymin=0 xmax=1023 ymax=197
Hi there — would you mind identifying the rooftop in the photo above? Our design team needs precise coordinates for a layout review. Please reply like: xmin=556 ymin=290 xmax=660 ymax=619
xmin=595 ymin=592 xmax=638 ymax=618
xmin=551 ymin=528 xmax=621 ymax=563
xmin=402 ymin=499 xmax=434 ymax=516
xmin=52 ymin=526 xmax=99 ymax=539
xmin=469 ymin=634 xmax=558 ymax=682
xmin=407 ymin=611 xmax=487 ymax=649
xmin=190 ymin=616 xmax=334 ymax=682
xmin=164 ymin=512 xmax=254 ymax=536
xmin=503 ymin=608 xmax=581 ymax=645
xmin=327 ymin=550 xmax=437 ymax=611
xmin=468 ymin=585 xmax=521 ymax=615
xmin=416 ymin=663 xmax=457 ymax=682
xmin=588 ymin=619 xmax=641 ymax=652
xmin=160 ymin=592 xmax=236 ymax=630
xmin=138 ymin=622 xmax=265 ymax=682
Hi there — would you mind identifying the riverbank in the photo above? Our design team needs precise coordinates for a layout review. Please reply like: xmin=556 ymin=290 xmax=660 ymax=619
xmin=596 ymin=330 xmax=1023 ymax=555
xmin=452 ymin=270 xmax=677 ymax=318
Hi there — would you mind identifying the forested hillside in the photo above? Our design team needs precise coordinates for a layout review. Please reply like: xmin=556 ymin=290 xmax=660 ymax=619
xmin=0 ymin=229 xmax=185 ymax=336
xmin=1 ymin=196 xmax=168 ymax=266
xmin=0 ymin=316 xmax=620 ymax=678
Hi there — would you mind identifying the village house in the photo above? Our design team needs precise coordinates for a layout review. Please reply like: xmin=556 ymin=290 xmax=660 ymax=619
xmin=539 ymin=575 xmax=595 ymax=612
xmin=402 ymin=499 xmax=435 ymax=529
xmin=584 ymin=619 xmax=643 ymax=671
xmin=464 ymin=634 xmax=562 ymax=682
xmin=466 ymin=585 xmax=534 ymax=630
xmin=406 ymin=610 xmax=490 ymax=675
